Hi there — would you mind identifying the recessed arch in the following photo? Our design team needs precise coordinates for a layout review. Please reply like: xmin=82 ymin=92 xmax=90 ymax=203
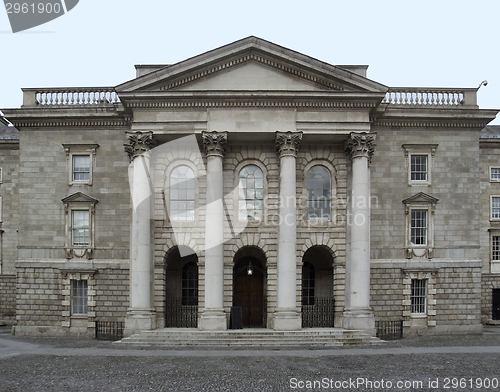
xmin=164 ymin=245 xmax=198 ymax=327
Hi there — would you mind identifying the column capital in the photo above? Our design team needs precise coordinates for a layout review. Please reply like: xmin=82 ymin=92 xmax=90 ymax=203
xmin=345 ymin=132 xmax=376 ymax=160
xmin=124 ymin=131 xmax=155 ymax=161
xmin=202 ymin=131 xmax=228 ymax=158
xmin=275 ymin=131 xmax=303 ymax=158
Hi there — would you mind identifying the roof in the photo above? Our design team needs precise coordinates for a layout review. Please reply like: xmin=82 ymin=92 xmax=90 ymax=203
xmin=480 ymin=125 xmax=500 ymax=139
xmin=0 ymin=125 xmax=19 ymax=140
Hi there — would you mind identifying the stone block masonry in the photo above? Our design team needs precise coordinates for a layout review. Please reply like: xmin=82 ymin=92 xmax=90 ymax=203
xmin=0 ymin=274 xmax=16 ymax=324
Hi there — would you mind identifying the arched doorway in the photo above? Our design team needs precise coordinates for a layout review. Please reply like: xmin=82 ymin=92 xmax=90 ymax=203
xmin=233 ymin=247 xmax=267 ymax=327
xmin=301 ymin=246 xmax=335 ymax=327
xmin=164 ymin=246 xmax=198 ymax=327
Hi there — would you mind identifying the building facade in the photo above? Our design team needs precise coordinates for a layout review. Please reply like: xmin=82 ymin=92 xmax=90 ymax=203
xmin=1 ymin=37 xmax=499 ymax=337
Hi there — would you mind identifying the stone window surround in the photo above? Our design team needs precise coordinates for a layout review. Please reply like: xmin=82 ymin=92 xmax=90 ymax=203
xmin=62 ymin=193 xmax=98 ymax=260
xmin=403 ymin=193 xmax=438 ymax=259
xmin=63 ymin=143 xmax=99 ymax=186
xmin=233 ymin=159 xmax=268 ymax=226
xmin=402 ymin=144 xmax=438 ymax=186
xmin=402 ymin=269 xmax=437 ymax=328
xmin=0 ymin=167 xmax=2 ymax=184
xmin=490 ymin=166 xmax=500 ymax=182
xmin=301 ymin=160 xmax=336 ymax=225
xmin=60 ymin=268 xmax=96 ymax=330
xmin=163 ymin=160 xmax=200 ymax=225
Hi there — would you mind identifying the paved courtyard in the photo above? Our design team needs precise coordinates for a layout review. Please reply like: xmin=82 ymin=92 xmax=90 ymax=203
xmin=0 ymin=326 xmax=499 ymax=392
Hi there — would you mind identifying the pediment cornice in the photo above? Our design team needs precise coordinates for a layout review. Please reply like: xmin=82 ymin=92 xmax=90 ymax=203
xmin=403 ymin=192 xmax=439 ymax=205
xmin=62 ymin=192 xmax=99 ymax=204
xmin=116 ymin=37 xmax=388 ymax=94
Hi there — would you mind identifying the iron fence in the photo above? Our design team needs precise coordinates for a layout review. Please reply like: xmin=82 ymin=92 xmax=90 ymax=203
xmin=165 ymin=297 xmax=198 ymax=328
xmin=301 ymin=297 xmax=335 ymax=328
xmin=95 ymin=321 xmax=124 ymax=341
xmin=375 ymin=320 xmax=404 ymax=340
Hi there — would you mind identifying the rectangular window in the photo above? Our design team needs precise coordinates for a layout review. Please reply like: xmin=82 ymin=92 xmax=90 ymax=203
xmin=72 ymin=210 xmax=90 ymax=246
xmin=72 ymin=155 xmax=90 ymax=182
xmin=411 ymin=279 xmax=427 ymax=314
xmin=411 ymin=209 xmax=427 ymax=245
xmin=491 ymin=168 xmax=500 ymax=181
xmin=410 ymin=155 xmax=427 ymax=181
xmin=0 ymin=167 xmax=2 ymax=183
xmin=493 ymin=236 xmax=500 ymax=261
xmin=492 ymin=197 xmax=500 ymax=219
xmin=71 ymin=280 xmax=88 ymax=315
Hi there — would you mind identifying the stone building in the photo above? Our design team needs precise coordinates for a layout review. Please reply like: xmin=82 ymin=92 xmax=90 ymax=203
xmin=1 ymin=37 xmax=499 ymax=338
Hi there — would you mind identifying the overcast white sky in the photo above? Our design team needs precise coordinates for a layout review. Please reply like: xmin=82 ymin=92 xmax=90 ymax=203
xmin=1 ymin=0 xmax=499 ymax=124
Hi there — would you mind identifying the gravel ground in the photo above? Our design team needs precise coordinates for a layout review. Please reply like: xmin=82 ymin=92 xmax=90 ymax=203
xmin=0 ymin=326 xmax=499 ymax=392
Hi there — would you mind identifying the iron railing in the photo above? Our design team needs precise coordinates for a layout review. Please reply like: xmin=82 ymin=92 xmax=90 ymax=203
xmin=165 ymin=297 xmax=198 ymax=328
xmin=95 ymin=321 xmax=124 ymax=341
xmin=375 ymin=320 xmax=404 ymax=340
xmin=301 ymin=297 xmax=335 ymax=328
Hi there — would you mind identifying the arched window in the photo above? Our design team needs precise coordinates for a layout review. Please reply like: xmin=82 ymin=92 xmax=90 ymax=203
xmin=170 ymin=165 xmax=195 ymax=221
xmin=306 ymin=165 xmax=331 ymax=220
xmin=238 ymin=164 xmax=264 ymax=221
xmin=302 ymin=261 xmax=315 ymax=306
xmin=182 ymin=261 xmax=198 ymax=306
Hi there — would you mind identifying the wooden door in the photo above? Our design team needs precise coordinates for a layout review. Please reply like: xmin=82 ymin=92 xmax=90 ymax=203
xmin=233 ymin=273 xmax=264 ymax=327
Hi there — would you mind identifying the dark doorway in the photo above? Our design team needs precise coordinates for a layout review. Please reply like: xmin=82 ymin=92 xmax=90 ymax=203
xmin=164 ymin=246 xmax=198 ymax=328
xmin=493 ymin=289 xmax=500 ymax=320
xmin=233 ymin=256 xmax=265 ymax=327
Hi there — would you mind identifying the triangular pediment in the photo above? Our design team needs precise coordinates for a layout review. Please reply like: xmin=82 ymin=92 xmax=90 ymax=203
xmin=116 ymin=36 xmax=387 ymax=94
xmin=62 ymin=192 xmax=98 ymax=204
xmin=403 ymin=192 xmax=439 ymax=205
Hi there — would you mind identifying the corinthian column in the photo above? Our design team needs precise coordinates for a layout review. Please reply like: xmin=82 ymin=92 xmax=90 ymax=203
xmin=343 ymin=132 xmax=376 ymax=334
xmin=272 ymin=131 xmax=302 ymax=331
xmin=199 ymin=131 xmax=228 ymax=331
xmin=124 ymin=131 xmax=157 ymax=337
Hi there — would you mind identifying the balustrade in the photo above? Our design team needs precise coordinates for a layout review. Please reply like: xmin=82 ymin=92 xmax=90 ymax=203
xmin=383 ymin=88 xmax=477 ymax=106
xmin=22 ymin=87 xmax=119 ymax=106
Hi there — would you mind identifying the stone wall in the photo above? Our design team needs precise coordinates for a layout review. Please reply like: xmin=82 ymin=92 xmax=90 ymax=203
xmin=481 ymin=274 xmax=500 ymax=323
xmin=0 ymin=274 xmax=16 ymax=323
xmin=371 ymin=261 xmax=483 ymax=335
xmin=0 ymin=141 xmax=19 ymax=274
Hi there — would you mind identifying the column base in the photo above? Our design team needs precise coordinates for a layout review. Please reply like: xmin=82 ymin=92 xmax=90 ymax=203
xmin=342 ymin=309 xmax=376 ymax=336
xmin=272 ymin=310 xmax=302 ymax=331
xmin=198 ymin=309 xmax=227 ymax=331
xmin=124 ymin=309 xmax=157 ymax=337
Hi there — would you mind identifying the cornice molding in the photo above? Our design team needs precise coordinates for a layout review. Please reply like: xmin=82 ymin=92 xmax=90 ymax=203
xmin=372 ymin=119 xmax=491 ymax=129
xmin=155 ymin=53 xmax=345 ymax=92
xmin=125 ymin=99 xmax=378 ymax=109
xmin=9 ymin=119 xmax=129 ymax=128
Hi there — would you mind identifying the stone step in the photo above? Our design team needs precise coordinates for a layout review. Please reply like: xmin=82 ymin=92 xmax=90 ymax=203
xmin=116 ymin=328 xmax=380 ymax=348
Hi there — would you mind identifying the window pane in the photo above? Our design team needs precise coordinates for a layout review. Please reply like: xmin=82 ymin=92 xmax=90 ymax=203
xmin=491 ymin=168 xmax=500 ymax=180
xmin=492 ymin=197 xmax=500 ymax=219
xmin=411 ymin=155 xmax=427 ymax=181
xmin=73 ymin=155 xmax=90 ymax=181
xmin=71 ymin=280 xmax=88 ymax=315
xmin=493 ymin=236 xmax=500 ymax=261
xmin=306 ymin=165 xmax=331 ymax=220
xmin=411 ymin=209 xmax=427 ymax=245
xmin=182 ymin=262 xmax=198 ymax=306
xmin=302 ymin=262 xmax=315 ymax=306
xmin=72 ymin=210 xmax=89 ymax=246
xmin=411 ymin=279 xmax=427 ymax=314
xmin=238 ymin=165 xmax=264 ymax=221
xmin=169 ymin=165 xmax=195 ymax=221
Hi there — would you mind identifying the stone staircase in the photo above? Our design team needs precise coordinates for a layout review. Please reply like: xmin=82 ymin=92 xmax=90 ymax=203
xmin=116 ymin=328 xmax=380 ymax=348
